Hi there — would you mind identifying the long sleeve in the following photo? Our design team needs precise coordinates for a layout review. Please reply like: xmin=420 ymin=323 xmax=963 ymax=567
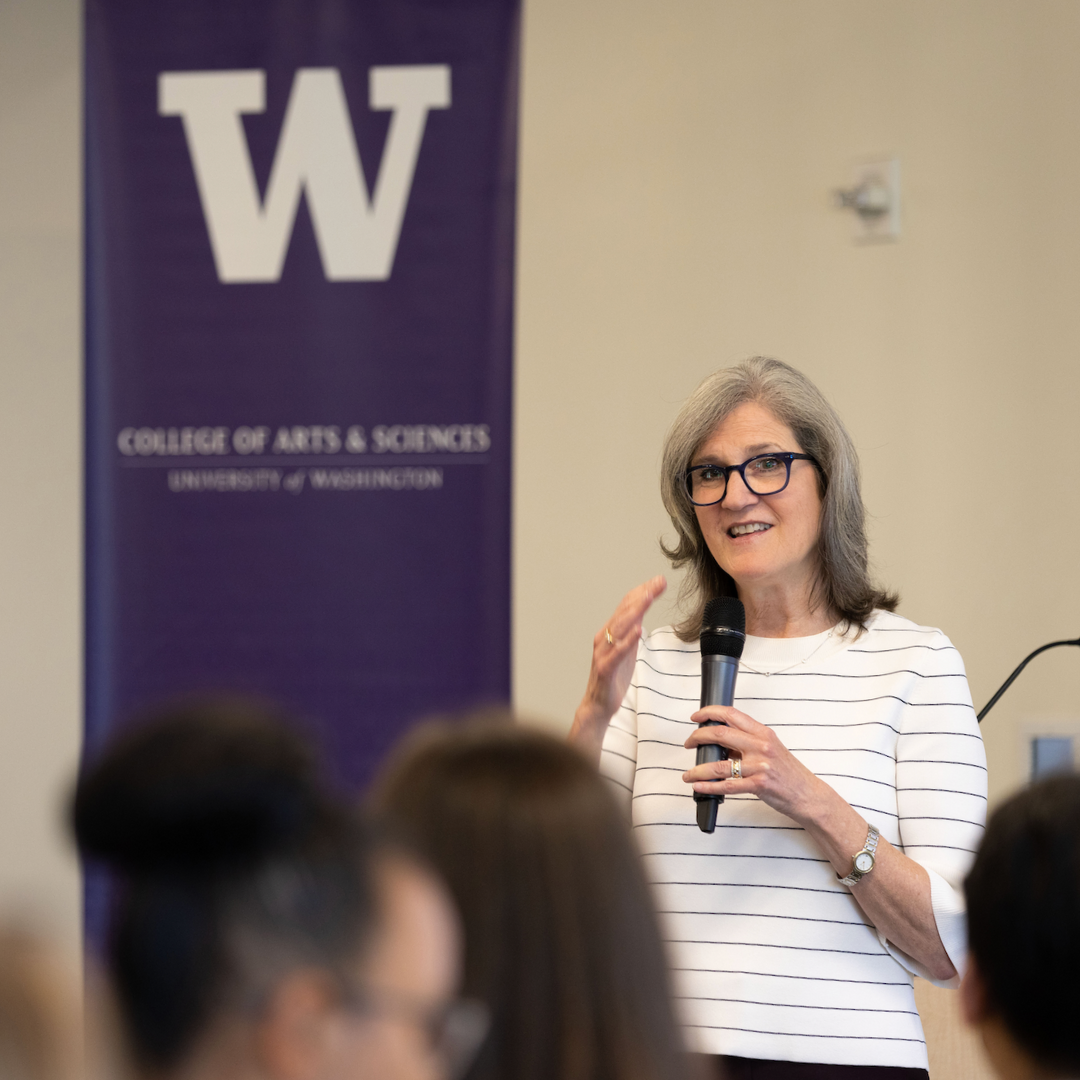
xmin=885 ymin=629 xmax=987 ymax=986
xmin=599 ymin=640 xmax=642 ymax=819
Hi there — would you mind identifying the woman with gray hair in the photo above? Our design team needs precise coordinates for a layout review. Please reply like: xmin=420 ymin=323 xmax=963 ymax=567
xmin=570 ymin=357 xmax=986 ymax=1080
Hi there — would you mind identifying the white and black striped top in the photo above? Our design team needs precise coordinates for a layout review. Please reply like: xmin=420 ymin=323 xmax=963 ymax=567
xmin=600 ymin=610 xmax=986 ymax=1070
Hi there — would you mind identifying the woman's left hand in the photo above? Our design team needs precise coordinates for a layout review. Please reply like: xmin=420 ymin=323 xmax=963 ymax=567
xmin=682 ymin=705 xmax=828 ymax=825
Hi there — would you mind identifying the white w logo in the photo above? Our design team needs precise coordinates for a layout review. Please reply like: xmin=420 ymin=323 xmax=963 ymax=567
xmin=159 ymin=66 xmax=451 ymax=283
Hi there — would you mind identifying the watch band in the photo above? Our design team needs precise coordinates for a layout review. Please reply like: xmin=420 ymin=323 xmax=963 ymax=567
xmin=839 ymin=824 xmax=880 ymax=887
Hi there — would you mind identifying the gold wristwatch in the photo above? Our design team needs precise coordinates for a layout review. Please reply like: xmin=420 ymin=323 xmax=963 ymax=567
xmin=839 ymin=824 xmax=880 ymax=887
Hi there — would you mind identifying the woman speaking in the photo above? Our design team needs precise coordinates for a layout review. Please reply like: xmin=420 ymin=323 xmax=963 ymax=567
xmin=570 ymin=358 xmax=986 ymax=1080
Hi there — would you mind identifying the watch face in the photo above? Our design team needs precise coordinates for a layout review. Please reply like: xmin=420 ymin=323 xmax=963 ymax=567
xmin=854 ymin=851 xmax=875 ymax=874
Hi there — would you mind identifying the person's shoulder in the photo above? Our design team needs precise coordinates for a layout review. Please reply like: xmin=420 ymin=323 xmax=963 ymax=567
xmin=857 ymin=610 xmax=965 ymax=668
xmin=863 ymin=608 xmax=947 ymax=637
xmin=860 ymin=613 xmax=979 ymax=733
xmin=640 ymin=625 xmax=696 ymax=652
xmin=637 ymin=626 xmax=698 ymax=679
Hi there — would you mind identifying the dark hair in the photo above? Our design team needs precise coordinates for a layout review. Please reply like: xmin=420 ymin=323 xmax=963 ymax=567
xmin=965 ymin=773 xmax=1080 ymax=1074
xmin=370 ymin=716 xmax=687 ymax=1080
xmin=659 ymin=357 xmax=898 ymax=640
xmin=72 ymin=699 xmax=377 ymax=1072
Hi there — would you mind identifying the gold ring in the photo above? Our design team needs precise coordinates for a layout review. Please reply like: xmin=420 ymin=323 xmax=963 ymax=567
xmin=604 ymin=628 xmax=614 ymax=646
xmin=730 ymin=757 xmax=742 ymax=779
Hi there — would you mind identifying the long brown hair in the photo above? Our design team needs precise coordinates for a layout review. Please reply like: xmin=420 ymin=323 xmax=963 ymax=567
xmin=660 ymin=356 xmax=898 ymax=640
xmin=370 ymin=717 xmax=688 ymax=1080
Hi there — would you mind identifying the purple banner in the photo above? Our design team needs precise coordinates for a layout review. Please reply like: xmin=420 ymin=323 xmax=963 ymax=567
xmin=84 ymin=0 xmax=518 ymax=787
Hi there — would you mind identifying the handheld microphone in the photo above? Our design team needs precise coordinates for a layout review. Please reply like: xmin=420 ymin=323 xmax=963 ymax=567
xmin=695 ymin=596 xmax=746 ymax=833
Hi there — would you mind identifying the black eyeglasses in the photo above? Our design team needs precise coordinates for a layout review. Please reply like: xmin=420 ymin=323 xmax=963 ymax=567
xmin=682 ymin=452 xmax=817 ymax=507
xmin=339 ymin=983 xmax=490 ymax=1079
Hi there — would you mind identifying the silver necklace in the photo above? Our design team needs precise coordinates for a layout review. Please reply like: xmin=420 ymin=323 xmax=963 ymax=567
xmin=739 ymin=628 xmax=835 ymax=677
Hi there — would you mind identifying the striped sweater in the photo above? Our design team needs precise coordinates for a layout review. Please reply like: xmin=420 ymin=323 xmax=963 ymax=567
xmin=600 ymin=610 xmax=987 ymax=1069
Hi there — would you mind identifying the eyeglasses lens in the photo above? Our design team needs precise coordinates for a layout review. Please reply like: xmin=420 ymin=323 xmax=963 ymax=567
xmin=433 ymin=999 xmax=490 ymax=1080
xmin=689 ymin=467 xmax=725 ymax=503
xmin=744 ymin=456 xmax=789 ymax=493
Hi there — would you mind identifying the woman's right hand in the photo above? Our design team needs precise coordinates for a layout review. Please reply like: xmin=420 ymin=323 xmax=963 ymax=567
xmin=569 ymin=575 xmax=666 ymax=765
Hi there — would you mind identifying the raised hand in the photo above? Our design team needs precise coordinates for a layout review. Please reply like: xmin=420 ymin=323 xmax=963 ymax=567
xmin=569 ymin=575 xmax=666 ymax=765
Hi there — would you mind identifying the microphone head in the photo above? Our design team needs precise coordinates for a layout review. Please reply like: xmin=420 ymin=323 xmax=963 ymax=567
xmin=700 ymin=596 xmax=746 ymax=659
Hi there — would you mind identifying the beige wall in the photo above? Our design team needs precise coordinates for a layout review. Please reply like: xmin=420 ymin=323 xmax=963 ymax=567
xmin=514 ymin=0 xmax=1080 ymax=821
xmin=0 ymin=0 xmax=82 ymax=956
xmin=2 ymin=0 xmax=1079 ymax=1071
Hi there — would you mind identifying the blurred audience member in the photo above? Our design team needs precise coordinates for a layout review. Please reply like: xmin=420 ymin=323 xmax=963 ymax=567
xmin=0 ymin=928 xmax=80 ymax=1080
xmin=371 ymin=716 xmax=689 ymax=1080
xmin=962 ymin=774 xmax=1080 ymax=1080
xmin=72 ymin=700 xmax=484 ymax=1080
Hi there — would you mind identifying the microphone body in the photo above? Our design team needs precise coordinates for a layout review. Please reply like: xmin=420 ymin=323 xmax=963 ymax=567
xmin=695 ymin=597 xmax=746 ymax=833
xmin=700 ymin=653 xmax=739 ymax=714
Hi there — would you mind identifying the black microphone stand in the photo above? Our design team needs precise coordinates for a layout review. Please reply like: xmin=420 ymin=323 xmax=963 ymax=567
xmin=977 ymin=638 xmax=1080 ymax=723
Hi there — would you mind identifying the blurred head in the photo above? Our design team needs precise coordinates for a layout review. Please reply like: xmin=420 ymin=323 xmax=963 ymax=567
xmin=72 ymin=699 xmax=464 ymax=1080
xmin=962 ymin=774 xmax=1080 ymax=1079
xmin=0 ymin=929 xmax=79 ymax=1080
xmin=322 ymin=852 xmax=468 ymax=1080
xmin=370 ymin=716 xmax=687 ymax=1080
xmin=659 ymin=356 xmax=897 ymax=638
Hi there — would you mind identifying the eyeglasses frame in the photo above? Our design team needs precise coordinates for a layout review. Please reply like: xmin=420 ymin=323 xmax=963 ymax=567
xmin=336 ymin=980 xmax=490 ymax=1079
xmin=682 ymin=452 xmax=819 ymax=507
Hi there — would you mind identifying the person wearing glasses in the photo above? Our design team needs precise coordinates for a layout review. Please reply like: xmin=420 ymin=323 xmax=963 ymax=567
xmin=73 ymin=700 xmax=488 ymax=1080
xmin=570 ymin=357 xmax=986 ymax=1080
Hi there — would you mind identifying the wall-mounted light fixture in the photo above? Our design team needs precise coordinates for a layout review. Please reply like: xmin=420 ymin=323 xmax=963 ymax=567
xmin=834 ymin=158 xmax=900 ymax=242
